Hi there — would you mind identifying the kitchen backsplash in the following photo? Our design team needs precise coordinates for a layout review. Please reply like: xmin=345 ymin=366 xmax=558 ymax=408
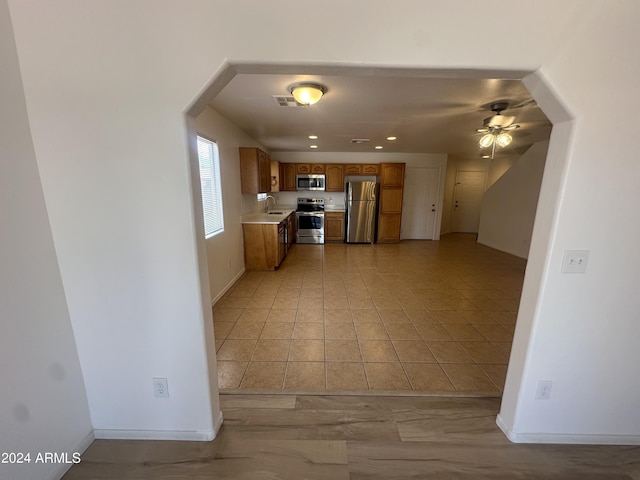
xmin=274 ymin=191 xmax=346 ymax=209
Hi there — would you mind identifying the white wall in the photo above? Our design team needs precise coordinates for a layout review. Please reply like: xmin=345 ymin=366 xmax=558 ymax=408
xmin=0 ymin=2 xmax=92 ymax=479
xmin=195 ymin=106 xmax=266 ymax=303
xmin=498 ymin=4 xmax=640 ymax=443
xmin=6 ymin=0 xmax=640 ymax=456
xmin=477 ymin=141 xmax=549 ymax=258
xmin=441 ymin=154 xmax=519 ymax=234
xmin=7 ymin=0 xmax=221 ymax=445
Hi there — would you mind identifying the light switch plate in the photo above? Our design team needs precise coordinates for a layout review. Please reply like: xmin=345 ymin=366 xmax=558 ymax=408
xmin=561 ymin=250 xmax=589 ymax=274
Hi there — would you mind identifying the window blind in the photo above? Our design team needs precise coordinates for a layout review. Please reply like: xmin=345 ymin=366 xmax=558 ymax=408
xmin=196 ymin=136 xmax=224 ymax=237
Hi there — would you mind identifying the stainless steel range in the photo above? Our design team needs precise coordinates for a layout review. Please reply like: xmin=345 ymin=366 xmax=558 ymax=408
xmin=296 ymin=198 xmax=324 ymax=244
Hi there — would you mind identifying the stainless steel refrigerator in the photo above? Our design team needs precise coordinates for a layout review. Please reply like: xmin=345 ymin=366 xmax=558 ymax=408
xmin=346 ymin=181 xmax=378 ymax=244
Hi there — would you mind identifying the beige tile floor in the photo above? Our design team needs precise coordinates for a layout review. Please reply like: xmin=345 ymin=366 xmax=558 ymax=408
xmin=214 ymin=233 xmax=525 ymax=395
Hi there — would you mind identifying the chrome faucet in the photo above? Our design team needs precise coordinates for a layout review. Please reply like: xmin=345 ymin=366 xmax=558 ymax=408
xmin=264 ymin=195 xmax=276 ymax=213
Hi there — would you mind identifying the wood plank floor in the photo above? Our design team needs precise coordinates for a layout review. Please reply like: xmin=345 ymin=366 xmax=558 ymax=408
xmin=63 ymin=394 xmax=640 ymax=479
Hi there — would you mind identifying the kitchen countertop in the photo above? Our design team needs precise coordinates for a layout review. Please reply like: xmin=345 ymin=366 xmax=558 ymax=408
xmin=241 ymin=210 xmax=294 ymax=225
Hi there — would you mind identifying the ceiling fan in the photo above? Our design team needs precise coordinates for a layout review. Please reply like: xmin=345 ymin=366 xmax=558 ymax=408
xmin=476 ymin=102 xmax=520 ymax=158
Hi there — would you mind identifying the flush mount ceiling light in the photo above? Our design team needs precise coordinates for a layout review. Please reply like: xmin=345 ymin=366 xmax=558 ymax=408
xmin=476 ymin=102 xmax=520 ymax=159
xmin=290 ymin=83 xmax=326 ymax=106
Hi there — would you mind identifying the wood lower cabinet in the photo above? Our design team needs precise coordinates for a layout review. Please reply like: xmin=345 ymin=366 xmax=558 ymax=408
xmin=286 ymin=213 xmax=295 ymax=250
xmin=377 ymin=163 xmax=405 ymax=243
xmin=280 ymin=163 xmax=296 ymax=191
xmin=325 ymin=164 xmax=344 ymax=192
xmin=243 ymin=214 xmax=296 ymax=270
xmin=277 ymin=222 xmax=286 ymax=265
xmin=377 ymin=213 xmax=402 ymax=243
xmin=324 ymin=211 xmax=345 ymax=242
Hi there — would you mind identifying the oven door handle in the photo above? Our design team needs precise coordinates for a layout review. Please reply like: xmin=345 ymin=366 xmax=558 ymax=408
xmin=296 ymin=211 xmax=324 ymax=216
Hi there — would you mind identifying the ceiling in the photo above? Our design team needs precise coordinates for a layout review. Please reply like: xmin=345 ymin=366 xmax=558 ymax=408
xmin=209 ymin=72 xmax=552 ymax=158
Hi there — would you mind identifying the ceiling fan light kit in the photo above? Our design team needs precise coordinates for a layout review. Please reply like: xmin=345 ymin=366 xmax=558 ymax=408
xmin=477 ymin=102 xmax=520 ymax=158
xmin=290 ymin=83 xmax=325 ymax=106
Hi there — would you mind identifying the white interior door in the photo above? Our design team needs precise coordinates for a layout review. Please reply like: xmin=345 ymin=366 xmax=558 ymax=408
xmin=401 ymin=167 xmax=440 ymax=240
xmin=451 ymin=170 xmax=486 ymax=233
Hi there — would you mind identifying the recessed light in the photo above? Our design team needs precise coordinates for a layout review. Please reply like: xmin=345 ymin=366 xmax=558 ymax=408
xmin=375 ymin=145 xmax=383 ymax=150
xmin=308 ymin=135 xmax=318 ymax=140
xmin=310 ymin=145 xmax=318 ymax=149
xmin=386 ymin=136 xmax=397 ymax=141
xmin=482 ymin=155 xmax=491 ymax=159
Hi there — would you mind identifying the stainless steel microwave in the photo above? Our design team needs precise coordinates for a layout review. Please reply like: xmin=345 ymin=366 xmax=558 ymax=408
xmin=296 ymin=174 xmax=325 ymax=191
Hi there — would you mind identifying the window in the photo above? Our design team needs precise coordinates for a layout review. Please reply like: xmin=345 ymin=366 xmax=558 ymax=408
xmin=196 ymin=135 xmax=224 ymax=238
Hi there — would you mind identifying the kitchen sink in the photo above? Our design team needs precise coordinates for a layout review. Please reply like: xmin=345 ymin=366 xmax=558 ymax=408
xmin=268 ymin=211 xmax=285 ymax=215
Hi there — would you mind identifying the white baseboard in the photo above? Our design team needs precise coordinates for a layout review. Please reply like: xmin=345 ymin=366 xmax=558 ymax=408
xmin=476 ymin=239 xmax=528 ymax=259
xmin=211 ymin=268 xmax=246 ymax=306
xmin=47 ymin=429 xmax=95 ymax=480
xmin=496 ymin=414 xmax=640 ymax=445
xmin=212 ymin=409 xmax=224 ymax=440
xmin=94 ymin=428 xmax=216 ymax=441
xmin=93 ymin=411 xmax=224 ymax=442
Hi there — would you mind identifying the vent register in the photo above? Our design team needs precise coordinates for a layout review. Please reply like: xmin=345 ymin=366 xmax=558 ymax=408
xmin=272 ymin=95 xmax=303 ymax=107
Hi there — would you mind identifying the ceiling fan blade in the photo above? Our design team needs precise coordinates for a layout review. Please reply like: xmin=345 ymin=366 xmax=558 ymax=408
xmin=503 ymin=124 xmax=520 ymax=131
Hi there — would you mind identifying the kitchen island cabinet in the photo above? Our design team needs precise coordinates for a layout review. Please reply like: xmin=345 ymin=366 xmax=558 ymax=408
xmin=242 ymin=211 xmax=295 ymax=270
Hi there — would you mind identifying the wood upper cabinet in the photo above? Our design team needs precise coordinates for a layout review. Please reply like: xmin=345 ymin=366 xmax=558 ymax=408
xmin=361 ymin=164 xmax=380 ymax=175
xmin=380 ymin=163 xmax=405 ymax=186
xmin=296 ymin=164 xmax=325 ymax=174
xmin=325 ymin=211 xmax=345 ymax=241
xmin=325 ymin=164 xmax=344 ymax=192
xmin=280 ymin=163 xmax=296 ymax=191
xmin=344 ymin=164 xmax=362 ymax=175
xmin=377 ymin=163 xmax=405 ymax=243
xmin=239 ymin=147 xmax=271 ymax=194
xmin=344 ymin=164 xmax=380 ymax=175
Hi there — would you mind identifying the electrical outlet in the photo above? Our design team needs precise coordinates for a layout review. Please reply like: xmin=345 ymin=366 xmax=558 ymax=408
xmin=561 ymin=250 xmax=589 ymax=274
xmin=153 ymin=377 xmax=169 ymax=398
xmin=535 ymin=380 xmax=552 ymax=400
